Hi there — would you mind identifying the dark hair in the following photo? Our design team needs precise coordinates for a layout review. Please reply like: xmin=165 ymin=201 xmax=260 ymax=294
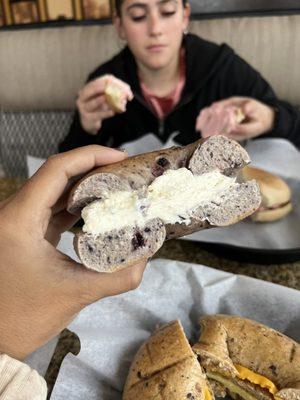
xmin=114 ymin=0 xmax=188 ymax=17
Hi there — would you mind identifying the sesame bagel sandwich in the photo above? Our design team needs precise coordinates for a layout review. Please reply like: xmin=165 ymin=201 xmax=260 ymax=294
xmin=123 ymin=320 xmax=214 ymax=400
xmin=241 ymin=166 xmax=292 ymax=222
xmin=123 ymin=316 xmax=299 ymax=400
xmin=193 ymin=315 xmax=300 ymax=400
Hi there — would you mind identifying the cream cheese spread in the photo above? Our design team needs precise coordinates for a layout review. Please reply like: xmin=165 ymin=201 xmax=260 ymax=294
xmin=82 ymin=168 xmax=237 ymax=235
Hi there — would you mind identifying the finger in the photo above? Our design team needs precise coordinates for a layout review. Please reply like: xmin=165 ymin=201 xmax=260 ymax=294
xmin=108 ymin=75 xmax=133 ymax=99
xmin=199 ymin=107 xmax=229 ymax=137
xmin=231 ymin=121 xmax=262 ymax=140
xmin=82 ymin=108 xmax=115 ymax=128
xmin=83 ymin=95 xmax=106 ymax=113
xmin=210 ymin=103 xmax=223 ymax=112
xmin=81 ymin=109 xmax=115 ymax=136
xmin=101 ymin=102 xmax=110 ymax=112
xmin=84 ymin=110 xmax=115 ymax=134
xmin=242 ymin=100 xmax=257 ymax=118
xmin=79 ymin=76 xmax=133 ymax=107
xmin=75 ymin=260 xmax=148 ymax=303
xmin=51 ymin=187 xmax=72 ymax=216
xmin=99 ymin=75 xmax=133 ymax=101
xmin=196 ymin=108 xmax=211 ymax=132
xmin=10 ymin=146 xmax=128 ymax=223
xmin=79 ymin=78 xmax=109 ymax=103
xmin=222 ymin=107 xmax=240 ymax=134
xmin=212 ymin=96 xmax=250 ymax=109
xmin=99 ymin=109 xmax=115 ymax=120
xmin=45 ymin=210 xmax=79 ymax=246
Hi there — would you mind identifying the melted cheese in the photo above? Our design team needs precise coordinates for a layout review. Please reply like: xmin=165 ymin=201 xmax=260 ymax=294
xmin=207 ymin=365 xmax=280 ymax=400
xmin=234 ymin=364 xmax=278 ymax=395
xmin=204 ymin=386 xmax=212 ymax=400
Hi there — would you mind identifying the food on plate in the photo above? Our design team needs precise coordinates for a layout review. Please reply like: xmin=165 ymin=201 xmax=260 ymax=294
xmin=193 ymin=315 xmax=300 ymax=400
xmin=67 ymin=135 xmax=261 ymax=272
xmin=241 ymin=166 xmax=292 ymax=222
xmin=123 ymin=315 xmax=300 ymax=400
xmin=123 ymin=320 xmax=214 ymax=400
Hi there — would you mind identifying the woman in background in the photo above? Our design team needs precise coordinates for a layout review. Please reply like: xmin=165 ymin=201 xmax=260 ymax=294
xmin=59 ymin=0 xmax=300 ymax=152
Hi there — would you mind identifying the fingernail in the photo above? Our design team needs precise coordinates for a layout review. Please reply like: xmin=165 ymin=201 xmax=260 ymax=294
xmin=113 ymin=147 xmax=127 ymax=153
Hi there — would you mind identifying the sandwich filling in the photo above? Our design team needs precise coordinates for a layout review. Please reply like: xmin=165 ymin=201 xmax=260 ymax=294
xmin=81 ymin=168 xmax=237 ymax=236
xmin=257 ymin=201 xmax=291 ymax=212
xmin=235 ymin=365 xmax=278 ymax=395
xmin=207 ymin=365 xmax=280 ymax=400
xmin=204 ymin=385 xmax=212 ymax=400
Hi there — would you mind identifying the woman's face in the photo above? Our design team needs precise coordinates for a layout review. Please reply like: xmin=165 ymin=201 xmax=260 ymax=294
xmin=114 ymin=0 xmax=190 ymax=71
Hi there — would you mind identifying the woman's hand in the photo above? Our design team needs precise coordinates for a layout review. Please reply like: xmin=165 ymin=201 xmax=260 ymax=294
xmin=0 ymin=146 xmax=147 ymax=360
xmin=196 ymin=97 xmax=275 ymax=141
xmin=77 ymin=75 xmax=133 ymax=135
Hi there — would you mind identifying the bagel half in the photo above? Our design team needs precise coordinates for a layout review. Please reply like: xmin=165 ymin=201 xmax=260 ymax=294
xmin=241 ymin=166 xmax=292 ymax=222
xmin=193 ymin=315 xmax=300 ymax=400
xmin=123 ymin=316 xmax=299 ymax=400
xmin=67 ymin=136 xmax=261 ymax=272
xmin=123 ymin=320 xmax=214 ymax=400
xmin=104 ymin=81 xmax=125 ymax=113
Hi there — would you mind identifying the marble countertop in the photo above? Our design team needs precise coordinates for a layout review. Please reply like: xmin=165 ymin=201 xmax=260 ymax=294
xmin=156 ymin=239 xmax=300 ymax=290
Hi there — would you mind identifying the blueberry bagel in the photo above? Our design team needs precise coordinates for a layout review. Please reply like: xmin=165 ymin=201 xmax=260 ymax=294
xmin=67 ymin=135 xmax=261 ymax=272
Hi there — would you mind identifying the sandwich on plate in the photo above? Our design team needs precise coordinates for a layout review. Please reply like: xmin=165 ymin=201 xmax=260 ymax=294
xmin=193 ymin=315 xmax=300 ymax=400
xmin=241 ymin=166 xmax=292 ymax=222
xmin=123 ymin=320 xmax=214 ymax=400
xmin=123 ymin=315 xmax=300 ymax=400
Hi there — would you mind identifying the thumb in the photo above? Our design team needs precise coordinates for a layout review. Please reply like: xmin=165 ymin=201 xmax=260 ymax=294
xmin=231 ymin=121 xmax=262 ymax=140
xmin=242 ymin=100 xmax=256 ymax=118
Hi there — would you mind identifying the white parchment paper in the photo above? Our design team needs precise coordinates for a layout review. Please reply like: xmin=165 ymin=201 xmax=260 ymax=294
xmin=49 ymin=251 xmax=300 ymax=400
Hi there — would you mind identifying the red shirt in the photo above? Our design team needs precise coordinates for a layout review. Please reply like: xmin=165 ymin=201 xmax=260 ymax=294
xmin=140 ymin=49 xmax=186 ymax=120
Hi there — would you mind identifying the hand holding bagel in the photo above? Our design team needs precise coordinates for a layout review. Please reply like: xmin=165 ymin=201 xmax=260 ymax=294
xmin=196 ymin=97 xmax=275 ymax=141
xmin=0 ymin=146 xmax=147 ymax=360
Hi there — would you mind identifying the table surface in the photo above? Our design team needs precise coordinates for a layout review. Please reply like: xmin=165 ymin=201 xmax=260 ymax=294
xmin=1 ymin=177 xmax=299 ymax=396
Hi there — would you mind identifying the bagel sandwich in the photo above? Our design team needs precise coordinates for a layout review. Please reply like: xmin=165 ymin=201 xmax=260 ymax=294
xmin=193 ymin=315 xmax=300 ymax=400
xmin=67 ymin=136 xmax=261 ymax=272
xmin=241 ymin=166 xmax=292 ymax=222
